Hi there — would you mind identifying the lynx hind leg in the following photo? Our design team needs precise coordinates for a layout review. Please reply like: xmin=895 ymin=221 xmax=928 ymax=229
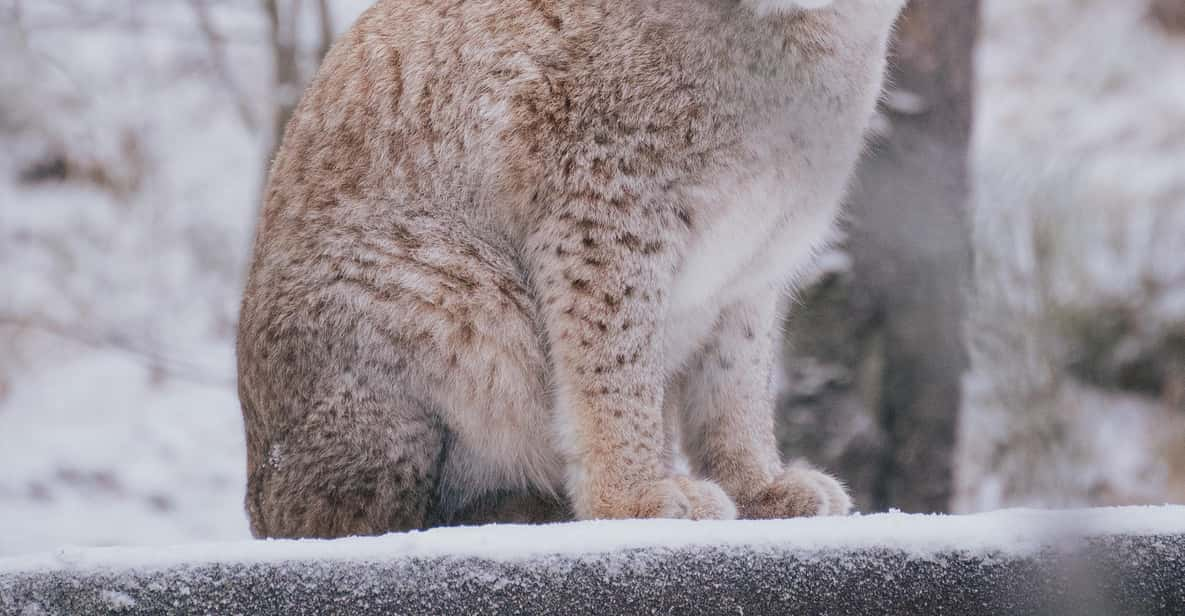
xmin=738 ymin=464 xmax=852 ymax=519
xmin=247 ymin=393 xmax=446 ymax=539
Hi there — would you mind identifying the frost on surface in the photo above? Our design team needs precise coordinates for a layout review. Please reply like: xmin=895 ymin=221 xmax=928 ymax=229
xmin=98 ymin=589 xmax=136 ymax=610
xmin=2 ymin=508 xmax=1184 ymax=616
xmin=4 ymin=506 xmax=1183 ymax=573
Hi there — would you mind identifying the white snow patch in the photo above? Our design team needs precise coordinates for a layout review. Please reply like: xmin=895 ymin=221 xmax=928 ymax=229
xmin=1 ymin=506 xmax=1182 ymax=574
xmin=98 ymin=589 xmax=137 ymax=610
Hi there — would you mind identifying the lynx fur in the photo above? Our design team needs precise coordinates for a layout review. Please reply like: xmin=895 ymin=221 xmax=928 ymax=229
xmin=238 ymin=0 xmax=906 ymax=538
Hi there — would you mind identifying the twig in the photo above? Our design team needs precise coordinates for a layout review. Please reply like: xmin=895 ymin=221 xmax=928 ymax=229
xmin=315 ymin=0 xmax=333 ymax=62
xmin=262 ymin=0 xmax=303 ymax=157
xmin=0 ymin=314 xmax=235 ymax=389
xmin=189 ymin=0 xmax=260 ymax=133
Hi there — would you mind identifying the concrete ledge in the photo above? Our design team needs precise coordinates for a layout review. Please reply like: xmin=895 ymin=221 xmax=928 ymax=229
xmin=3 ymin=507 xmax=1184 ymax=615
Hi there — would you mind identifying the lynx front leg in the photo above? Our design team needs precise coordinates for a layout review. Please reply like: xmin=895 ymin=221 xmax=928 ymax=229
xmin=527 ymin=208 xmax=735 ymax=521
xmin=682 ymin=292 xmax=851 ymax=518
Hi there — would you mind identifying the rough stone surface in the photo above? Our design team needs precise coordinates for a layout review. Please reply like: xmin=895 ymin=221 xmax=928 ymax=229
xmin=3 ymin=510 xmax=1184 ymax=616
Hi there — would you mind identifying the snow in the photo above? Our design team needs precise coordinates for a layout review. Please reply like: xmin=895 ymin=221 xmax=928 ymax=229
xmin=97 ymin=589 xmax=137 ymax=610
xmin=0 ymin=0 xmax=375 ymax=558
xmin=2 ymin=506 xmax=1183 ymax=574
xmin=959 ymin=0 xmax=1185 ymax=511
xmin=0 ymin=346 xmax=245 ymax=556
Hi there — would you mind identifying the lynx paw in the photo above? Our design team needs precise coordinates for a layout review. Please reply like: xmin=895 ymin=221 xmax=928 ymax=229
xmin=585 ymin=476 xmax=738 ymax=521
xmin=737 ymin=466 xmax=852 ymax=519
xmin=637 ymin=476 xmax=739 ymax=520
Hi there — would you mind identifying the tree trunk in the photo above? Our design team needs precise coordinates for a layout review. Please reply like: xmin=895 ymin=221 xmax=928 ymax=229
xmin=314 ymin=0 xmax=334 ymax=63
xmin=778 ymin=0 xmax=979 ymax=513
xmin=1151 ymin=0 xmax=1185 ymax=33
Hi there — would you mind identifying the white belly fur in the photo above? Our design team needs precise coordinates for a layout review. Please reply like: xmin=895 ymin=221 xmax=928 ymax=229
xmin=664 ymin=170 xmax=841 ymax=372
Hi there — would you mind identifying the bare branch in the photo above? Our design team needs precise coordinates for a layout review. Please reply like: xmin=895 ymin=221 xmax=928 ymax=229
xmin=189 ymin=0 xmax=259 ymax=133
xmin=0 ymin=315 xmax=235 ymax=388
xmin=315 ymin=0 xmax=333 ymax=63
xmin=0 ymin=314 xmax=234 ymax=389
xmin=263 ymin=0 xmax=302 ymax=156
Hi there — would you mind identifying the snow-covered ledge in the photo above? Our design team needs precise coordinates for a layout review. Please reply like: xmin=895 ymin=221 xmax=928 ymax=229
xmin=3 ymin=507 xmax=1184 ymax=616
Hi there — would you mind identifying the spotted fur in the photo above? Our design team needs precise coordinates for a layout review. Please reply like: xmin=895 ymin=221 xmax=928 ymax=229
xmin=238 ymin=0 xmax=905 ymax=538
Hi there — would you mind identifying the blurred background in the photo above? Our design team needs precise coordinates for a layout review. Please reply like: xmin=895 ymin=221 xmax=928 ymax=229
xmin=0 ymin=0 xmax=1182 ymax=557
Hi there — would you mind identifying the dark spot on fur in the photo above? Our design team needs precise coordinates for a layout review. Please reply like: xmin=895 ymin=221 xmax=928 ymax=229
xmin=591 ymin=158 xmax=612 ymax=181
xmin=389 ymin=223 xmax=423 ymax=250
xmin=575 ymin=217 xmax=610 ymax=232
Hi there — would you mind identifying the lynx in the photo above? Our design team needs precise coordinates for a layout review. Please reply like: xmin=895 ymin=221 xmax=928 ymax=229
xmin=238 ymin=0 xmax=906 ymax=538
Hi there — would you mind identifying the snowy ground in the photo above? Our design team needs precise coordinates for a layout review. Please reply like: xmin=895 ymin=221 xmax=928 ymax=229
xmin=5 ymin=506 xmax=1184 ymax=572
xmin=1 ymin=0 xmax=1182 ymax=558
xmin=6 ymin=508 xmax=1182 ymax=616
